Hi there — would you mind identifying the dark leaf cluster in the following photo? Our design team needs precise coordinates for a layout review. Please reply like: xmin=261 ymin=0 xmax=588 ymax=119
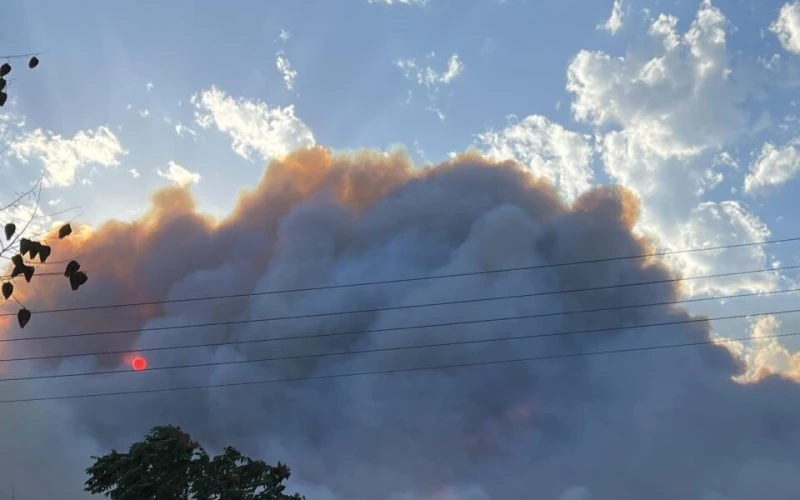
xmin=2 ymin=222 xmax=86 ymax=328
xmin=85 ymin=425 xmax=304 ymax=500
xmin=0 ymin=56 xmax=39 ymax=108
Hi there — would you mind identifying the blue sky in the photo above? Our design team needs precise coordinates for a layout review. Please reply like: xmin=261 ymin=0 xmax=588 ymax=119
xmin=9 ymin=2 xmax=800 ymax=499
xmin=4 ymin=0 xmax=800 ymax=376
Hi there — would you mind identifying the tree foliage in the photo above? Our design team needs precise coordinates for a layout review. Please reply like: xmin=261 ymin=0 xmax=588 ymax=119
xmin=0 ymin=54 xmax=39 ymax=108
xmin=1 ymin=177 xmax=88 ymax=328
xmin=84 ymin=425 xmax=305 ymax=500
xmin=0 ymin=54 xmax=89 ymax=328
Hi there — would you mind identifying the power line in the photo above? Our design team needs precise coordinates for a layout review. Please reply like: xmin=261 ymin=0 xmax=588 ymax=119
xmin=0 ymin=270 xmax=62 ymax=280
xmin=0 ymin=306 xmax=792 ymax=382
xmin=2 ymin=283 xmax=799 ymax=364
xmin=0 ymin=327 xmax=793 ymax=405
xmin=2 ymin=236 xmax=799 ymax=317
xmin=1 ymin=264 xmax=795 ymax=343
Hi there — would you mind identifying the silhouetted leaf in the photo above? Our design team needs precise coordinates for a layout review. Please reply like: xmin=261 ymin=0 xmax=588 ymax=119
xmin=17 ymin=308 xmax=31 ymax=329
xmin=0 ymin=91 xmax=6 ymax=107
xmin=19 ymin=238 xmax=32 ymax=255
xmin=23 ymin=265 xmax=35 ymax=283
xmin=4 ymin=223 xmax=15 ymax=240
xmin=69 ymin=271 xmax=88 ymax=291
xmin=64 ymin=260 xmax=80 ymax=276
xmin=28 ymin=241 xmax=41 ymax=260
xmin=11 ymin=254 xmax=24 ymax=278
xmin=0 ymin=78 xmax=5 ymax=91
xmin=39 ymin=244 xmax=51 ymax=263
xmin=1 ymin=282 xmax=12 ymax=300
xmin=0 ymin=63 xmax=10 ymax=77
xmin=58 ymin=224 xmax=72 ymax=239
xmin=28 ymin=56 xmax=39 ymax=69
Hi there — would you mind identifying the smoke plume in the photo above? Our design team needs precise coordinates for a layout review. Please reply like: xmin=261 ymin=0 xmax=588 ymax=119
xmin=1 ymin=147 xmax=800 ymax=500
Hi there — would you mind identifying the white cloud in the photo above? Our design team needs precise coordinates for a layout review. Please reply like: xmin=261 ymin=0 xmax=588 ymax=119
xmin=598 ymin=0 xmax=625 ymax=35
xmin=396 ymin=53 xmax=463 ymax=120
xmin=157 ymin=160 xmax=201 ymax=187
xmin=396 ymin=53 xmax=463 ymax=89
xmin=9 ymin=125 xmax=128 ymax=187
xmin=146 ymin=82 xmax=154 ymax=92
xmin=190 ymin=86 xmax=315 ymax=162
xmin=477 ymin=114 xmax=594 ymax=202
xmin=276 ymin=51 xmax=297 ymax=91
xmin=729 ymin=315 xmax=800 ymax=383
xmin=129 ymin=168 xmax=140 ymax=179
xmin=277 ymin=29 xmax=291 ymax=42
xmin=174 ymin=122 xmax=197 ymax=138
xmin=770 ymin=1 xmax=800 ymax=54
xmin=743 ymin=140 xmax=800 ymax=195
xmin=567 ymin=0 xmax=777 ymax=295
xmin=138 ymin=109 xmax=150 ymax=118
xmin=368 ymin=0 xmax=428 ymax=5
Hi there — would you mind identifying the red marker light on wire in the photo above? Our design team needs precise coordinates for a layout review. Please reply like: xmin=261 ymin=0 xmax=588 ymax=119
xmin=131 ymin=356 xmax=147 ymax=371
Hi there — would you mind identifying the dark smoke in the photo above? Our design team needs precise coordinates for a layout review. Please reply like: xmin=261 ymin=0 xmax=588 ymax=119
xmin=1 ymin=147 xmax=800 ymax=500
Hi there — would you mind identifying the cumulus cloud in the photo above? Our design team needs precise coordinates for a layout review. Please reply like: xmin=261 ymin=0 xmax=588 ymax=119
xmin=598 ymin=0 xmax=625 ymax=35
xmin=477 ymin=114 xmax=594 ymax=202
xmin=190 ymin=86 xmax=315 ymax=162
xmin=567 ymin=0 xmax=777 ymax=295
xmin=9 ymin=125 xmax=128 ymax=187
xmin=157 ymin=160 xmax=201 ymax=187
xmin=771 ymin=1 xmax=800 ymax=54
xmin=743 ymin=140 xmax=800 ymax=194
xmin=3 ymin=148 xmax=800 ymax=500
xmin=276 ymin=51 xmax=298 ymax=91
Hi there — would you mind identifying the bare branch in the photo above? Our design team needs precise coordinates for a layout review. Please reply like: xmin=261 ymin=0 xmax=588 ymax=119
xmin=0 ymin=50 xmax=87 ymax=328
xmin=0 ymin=175 xmax=43 ymax=213
xmin=0 ymin=177 xmax=42 ymax=260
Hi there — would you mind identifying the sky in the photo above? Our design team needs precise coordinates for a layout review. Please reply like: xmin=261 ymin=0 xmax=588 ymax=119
xmin=4 ymin=0 xmax=800 ymax=363
xmin=4 ymin=0 xmax=800 ymax=498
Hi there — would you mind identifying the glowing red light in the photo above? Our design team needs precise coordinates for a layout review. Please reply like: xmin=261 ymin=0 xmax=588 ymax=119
xmin=131 ymin=357 xmax=147 ymax=371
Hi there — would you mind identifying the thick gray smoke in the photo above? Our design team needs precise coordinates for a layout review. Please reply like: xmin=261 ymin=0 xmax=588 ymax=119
xmin=1 ymin=148 xmax=800 ymax=500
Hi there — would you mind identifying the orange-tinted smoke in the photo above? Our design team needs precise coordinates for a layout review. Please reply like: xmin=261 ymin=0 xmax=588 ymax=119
xmin=0 ymin=146 xmax=650 ymax=365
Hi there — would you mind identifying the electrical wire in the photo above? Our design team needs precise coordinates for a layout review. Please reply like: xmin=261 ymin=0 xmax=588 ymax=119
xmin=2 ymin=283 xmax=799 ymax=364
xmin=1 ymin=236 xmax=799 ymax=317
xmin=0 ymin=264 xmax=794 ymax=343
xmin=0 ymin=327 xmax=793 ymax=405
xmin=0 ymin=306 xmax=796 ymax=383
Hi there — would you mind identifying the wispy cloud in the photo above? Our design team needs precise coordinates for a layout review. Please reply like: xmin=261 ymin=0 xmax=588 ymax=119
xmin=396 ymin=53 xmax=463 ymax=120
xmin=276 ymin=51 xmax=297 ymax=91
xmin=597 ymin=0 xmax=625 ymax=35
xmin=174 ymin=122 xmax=197 ymax=138
xmin=367 ymin=0 xmax=428 ymax=5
